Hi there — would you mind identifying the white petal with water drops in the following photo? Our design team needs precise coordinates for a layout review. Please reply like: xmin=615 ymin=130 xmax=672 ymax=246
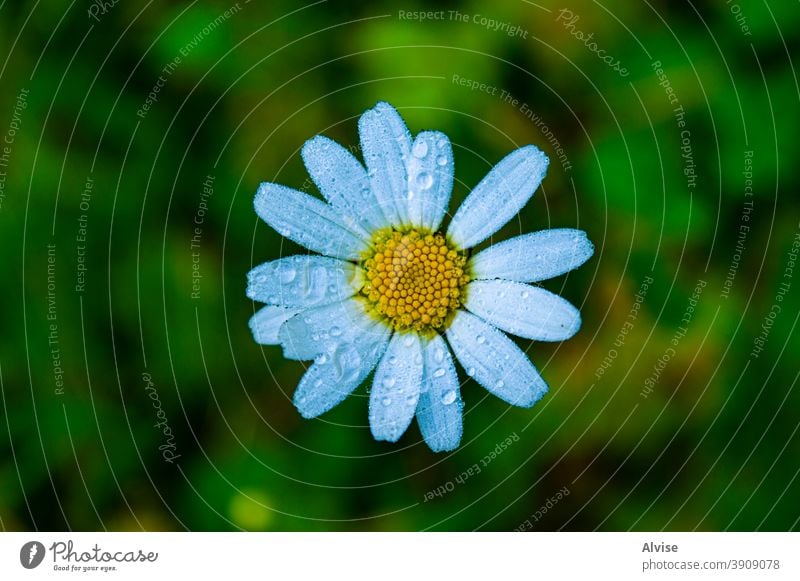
xmin=464 ymin=280 xmax=581 ymax=341
xmin=254 ymin=183 xmax=369 ymax=260
xmin=279 ymin=298 xmax=379 ymax=360
xmin=293 ymin=325 xmax=391 ymax=419
xmin=358 ymin=102 xmax=412 ymax=227
xmin=447 ymin=145 xmax=549 ymax=249
xmin=469 ymin=229 xmax=594 ymax=283
xmin=369 ymin=332 xmax=424 ymax=443
xmin=405 ymin=131 xmax=454 ymax=231
xmin=248 ymin=305 xmax=300 ymax=345
xmin=301 ymin=135 xmax=387 ymax=233
xmin=446 ymin=310 xmax=547 ymax=407
xmin=416 ymin=334 xmax=463 ymax=452
xmin=246 ymin=256 xmax=363 ymax=308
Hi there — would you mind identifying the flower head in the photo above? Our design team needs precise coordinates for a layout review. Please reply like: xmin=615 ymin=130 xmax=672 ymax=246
xmin=248 ymin=102 xmax=594 ymax=452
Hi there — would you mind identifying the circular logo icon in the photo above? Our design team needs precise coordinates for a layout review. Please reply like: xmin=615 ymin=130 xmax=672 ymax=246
xmin=20 ymin=541 xmax=45 ymax=569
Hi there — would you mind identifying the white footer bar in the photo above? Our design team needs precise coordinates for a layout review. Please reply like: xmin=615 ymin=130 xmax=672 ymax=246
xmin=1 ymin=532 xmax=797 ymax=580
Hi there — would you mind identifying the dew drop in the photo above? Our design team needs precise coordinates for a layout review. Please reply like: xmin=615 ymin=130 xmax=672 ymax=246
xmin=441 ymin=390 xmax=457 ymax=405
xmin=412 ymin=140 xmax=429 ymax=158
xmin=406 ymin=394 xmax=417 ymax=405
xmin=381 ymin=397 xmax=392 ymax=406
xmin=315 ymin=353 xmax=328 ymax=365
xmin=388 ymin=355 xmax=398 ymax=365
xmin=416 ymin=172 xmax=433 ymax=190
xmin=276 ymin=265 xmax=297 ymax=284
xmin=466 ymin=367 xmax=476 ymax=377
xmin=433 ymin=368 xmax=446 ymax=378
xmin=436 ymin=155 xmax=448 ymax=166
xmin=383 ymin=377 xmax=396 ymax=389
xmin=434 ymin=347 xmax=445 ymax=363
xmin=256 ymin=274 xmax=267 ymax=283
xmin=403 ymin=335 xmax=415 ymax=347
xmin=330 ymin=326 xmax=342 ymax=337
xmin=495 ymin=379 xmax=505 ymax=389
xmin=476 ymin=335 xmax=486 ymax=344
xmin=313 ymin=379 xmax=323 ymax=388
xmin=521 ymin=290 xmax=530 ymax=299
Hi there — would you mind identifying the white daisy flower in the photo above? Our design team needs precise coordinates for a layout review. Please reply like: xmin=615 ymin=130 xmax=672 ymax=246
xmin=248 ymin=102 xmax=594 ymax=452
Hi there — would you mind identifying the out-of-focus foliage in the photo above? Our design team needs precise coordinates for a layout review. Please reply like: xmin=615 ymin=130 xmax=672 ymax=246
xmin=0 ymin=0 xmax=797 ymax=531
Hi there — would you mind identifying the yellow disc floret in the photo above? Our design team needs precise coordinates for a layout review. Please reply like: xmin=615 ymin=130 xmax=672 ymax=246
xmin=360 ymin=228 xmax=469 ymax=332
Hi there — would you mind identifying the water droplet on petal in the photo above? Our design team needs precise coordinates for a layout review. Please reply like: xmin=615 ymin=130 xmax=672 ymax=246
xmin=433 ymin=368 xmax=446 ymax=378
xmin=436 ymin=155 xmax=448 ymax=166
xmin=412 ymin=140 xmax=429 ymax=158
xmin=521 ymin=290 xmax=530 ymax=299
xmin=330 ymin=326 xmax=342 ymax=337
xmin=476 ymin=335 xmax=486 ymax=344
xmin=381 ymin=397 xmax=392 ymax=406
xmin=434 ymin=347 xmax=445 ymax=363
xmin=495 ymin=379 xmax=505 ymax=389
xmin=441 ymin=390 xmax=457 ymax=405
xmin=406 ymin=393 xmax=417 ymax=405
xmin=466 ymin=367 xmax=476 ymax=377
xmin=383 ymin=377 xmax=396 ymax=389
xmin=313 ymin=379 xmax=323 ymax=388
xmin=315 ymin=353 xmax=328 ymax=365
xmin=416 ymin=172 xmax=433 ymax=190
xmin=276 ymin=265 xmax=296 ymax=284
xmin=403 ymin=335 xmax=415 ymax=347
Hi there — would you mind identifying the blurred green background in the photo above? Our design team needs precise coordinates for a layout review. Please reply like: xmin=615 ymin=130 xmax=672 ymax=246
xmin=1 ymin=0 xmax=798 ymax=531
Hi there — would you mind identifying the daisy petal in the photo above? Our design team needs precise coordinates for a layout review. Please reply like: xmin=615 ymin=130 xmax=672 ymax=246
xmin=464 ymin=280 xmax=581 ymax=341
xmin=406 ymin=131 xmax=454 ymax=231
xmin=293 ymin=326 xmax=391 ymax=418
xmin=369 ymin=333 xmax=424 ymax=443
xmin=301 ymin=135 xmax=387 ymax=233
xmin=279 ymin=299 xmax=379 ymax=361
xmin=254 ymin=183 xmax=369 ymax=260
xmin=469 ymin=229 xmax=594 ymax=282
xmin=447 ymin=145 xmax=549 ymax=249
xmin=246 ymin=256 xmax=363 ymax=308
xmin=249 ymin=305 xmax=300 ymax=345
xmin=445 ymin=310 xmax=547 ymax=407
xmin=416 ymin=334 xmax=463 ymax=452
xmin=358 ymin=102 xmax=412 ymax=227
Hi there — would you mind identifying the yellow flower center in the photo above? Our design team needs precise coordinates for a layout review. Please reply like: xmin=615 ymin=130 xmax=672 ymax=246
xmin=360 ymin=229 xmax=469 ymax=332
